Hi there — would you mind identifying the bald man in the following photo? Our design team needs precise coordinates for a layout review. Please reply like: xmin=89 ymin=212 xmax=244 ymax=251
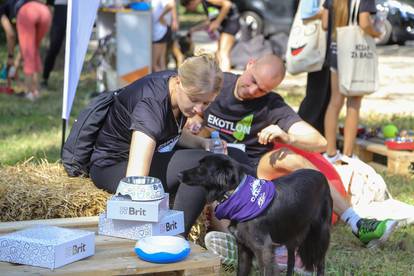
xmin=199 ymin=54 xmax=327 ymax=178
xmin=188 ymin=54 xmax=396 ymax=253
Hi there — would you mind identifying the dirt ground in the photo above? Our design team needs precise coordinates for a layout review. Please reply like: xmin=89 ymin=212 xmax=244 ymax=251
xmin=192 ymin=32 xmax=414 ymax=116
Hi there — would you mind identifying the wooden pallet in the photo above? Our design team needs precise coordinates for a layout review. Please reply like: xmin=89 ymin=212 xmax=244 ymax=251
xmin=0 ymin=217 xmax=221 ymax=276
xmin=337 ymin=135 xmax=414 ymax=175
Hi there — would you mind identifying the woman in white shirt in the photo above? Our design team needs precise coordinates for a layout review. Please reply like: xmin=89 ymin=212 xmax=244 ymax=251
xmin=152 ymin=0 xmax=178 ymax=72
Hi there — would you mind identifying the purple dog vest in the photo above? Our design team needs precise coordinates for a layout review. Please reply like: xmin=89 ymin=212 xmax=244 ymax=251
xmin=215 ymin=175 xmax=276 ymax=222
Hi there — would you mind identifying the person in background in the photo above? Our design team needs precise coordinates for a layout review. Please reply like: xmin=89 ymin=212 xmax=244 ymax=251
xmin=42 ymin=0 xmax=67 ymax=89
xmin=298 ymin=0 xmax=332 ymax=135
xmin=181 ymin=0 xmax=239 ymax=71
xmin=322 ymin=0 xmax=381 ymax=162
xmin=0 ymin=0 xmax=51 ymax=100
xmin=152 ymin=0 xmax=179 ymax=72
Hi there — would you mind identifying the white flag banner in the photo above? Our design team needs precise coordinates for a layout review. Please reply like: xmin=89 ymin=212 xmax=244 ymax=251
xmin=62 ymin=0 xmax=100 ymax=120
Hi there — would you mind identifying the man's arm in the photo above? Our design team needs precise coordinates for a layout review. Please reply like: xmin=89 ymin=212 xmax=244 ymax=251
xmin=286 ymin=121 xmax=327 ymax=152
xmin=257 ymin=121 xmax=327 ymax=152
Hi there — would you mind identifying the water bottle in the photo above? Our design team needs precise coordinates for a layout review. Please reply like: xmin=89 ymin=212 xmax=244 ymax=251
xmin=209 ymin=131 xmax=227 ymax=154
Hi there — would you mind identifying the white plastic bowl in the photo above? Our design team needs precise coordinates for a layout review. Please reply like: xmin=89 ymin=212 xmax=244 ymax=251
xmin=116 ymin=176 xmax=165 ymax=201
xmin=134 ymin=236 xmax=191 ymax=263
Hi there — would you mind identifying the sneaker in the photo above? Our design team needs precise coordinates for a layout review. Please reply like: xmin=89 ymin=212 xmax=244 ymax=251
xmin=24 ymin=92 xmax=36 ymax=101
xmin=355 ymin=218 xmax=398 ymax=248
xmin=205 ymin=231 xmax=238 ymax=267
xmin=323 ymin=150 xmax=342 ymax=164
xmin=274 ymin=246 xmax=312 ymax=275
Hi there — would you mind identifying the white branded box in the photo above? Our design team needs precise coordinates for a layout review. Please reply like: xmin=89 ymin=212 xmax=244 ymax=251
xmin=106 ymin=194 xmax=169 ymax=222
xmin=99 ymin=209 xmax=184 ymax=240
xmin=0 ymin=226 xmax=95 ymax=269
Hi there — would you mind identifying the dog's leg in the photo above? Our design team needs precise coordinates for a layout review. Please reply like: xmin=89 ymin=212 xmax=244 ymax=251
xmin=236 ymin=241 xmax=253 ymax=276
xmin=252 ymin=234 xmax=276 ymax=276
xmin=316 ymin=260 xmax=325 ymax=276
xmin=286 ymin=247 xmax=296 ymax=276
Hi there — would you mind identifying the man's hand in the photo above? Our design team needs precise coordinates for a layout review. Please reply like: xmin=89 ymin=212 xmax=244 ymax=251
xmin=257 ymin=125 xmax=290 ymax=145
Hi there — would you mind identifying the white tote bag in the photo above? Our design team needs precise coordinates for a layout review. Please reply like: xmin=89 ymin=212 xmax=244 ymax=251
xmin=337 ymin=0 xmax=379 ymax=96
xmin=286 ymin=0 xmax=327 ymax=75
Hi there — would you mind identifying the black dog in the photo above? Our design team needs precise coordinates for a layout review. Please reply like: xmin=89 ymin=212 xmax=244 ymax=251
xmin=178 ymin=155 xmax=333 ymax=276
xmin=177 ymin=33 xmax=194 ymax=58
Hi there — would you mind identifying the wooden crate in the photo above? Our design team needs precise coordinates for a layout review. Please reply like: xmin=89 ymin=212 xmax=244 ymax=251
xmin=0 ymin=217 xmax=221 ymax=276
xmin=337 ymin=136 xmax=414 ymax=175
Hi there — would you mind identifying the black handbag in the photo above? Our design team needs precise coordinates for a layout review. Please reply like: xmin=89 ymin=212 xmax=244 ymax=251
xmin=62 ymin=89 xmax=125 ymax=177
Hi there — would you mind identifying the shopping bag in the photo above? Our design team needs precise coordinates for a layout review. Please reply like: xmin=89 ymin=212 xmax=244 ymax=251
xmin=285 ymin=0 xmax=326 ymax=75
xmin=336 ymin=0 xmax=379 ymax=96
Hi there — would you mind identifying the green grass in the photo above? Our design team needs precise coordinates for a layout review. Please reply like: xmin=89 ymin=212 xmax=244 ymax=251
xmin=0 ymin=66 xmax=96 ymax=165
xmin=1 ymin=33 xmax=414 ymax=275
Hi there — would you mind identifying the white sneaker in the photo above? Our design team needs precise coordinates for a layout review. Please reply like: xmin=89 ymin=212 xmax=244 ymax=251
xmin=274 ymin=246 xmax=313 ymax=275
xmin=204 ymin=231 xmax=238 ymax=267
xmin=323 ymin=151 xmax=342 ymax=164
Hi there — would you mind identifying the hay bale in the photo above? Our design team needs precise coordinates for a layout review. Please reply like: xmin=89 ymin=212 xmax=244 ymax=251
xmin=0 ymin=159 xmax=208 ymax=245
xmin=0 ymin=159 xmax=111 ymax=222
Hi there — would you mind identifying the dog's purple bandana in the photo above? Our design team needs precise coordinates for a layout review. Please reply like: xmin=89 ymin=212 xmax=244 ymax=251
xmin=215 ymin=175 xmax=276 ymax=222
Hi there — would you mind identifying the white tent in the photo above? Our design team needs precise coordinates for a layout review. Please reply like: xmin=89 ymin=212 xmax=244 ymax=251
xmin=61 ymin=0 xmax=100 ymax=150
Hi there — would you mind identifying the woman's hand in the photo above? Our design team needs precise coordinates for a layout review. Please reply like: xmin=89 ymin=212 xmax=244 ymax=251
xmin=257 ymin=125 xmax=290 ymax=145
xmin=208 ymin=19 xmax=221 ymax=32
xmin=171 ymin=18 xmax=179 ymax=32
xmin=185 ymin=115 xmax=204 ymax=134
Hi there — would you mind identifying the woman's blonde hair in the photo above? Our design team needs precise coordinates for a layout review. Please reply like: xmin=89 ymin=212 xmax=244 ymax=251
xmin=177 ymin=50 xmax=223 ymax=96
xmin=333 ymin=0 xmax=349 ymax=38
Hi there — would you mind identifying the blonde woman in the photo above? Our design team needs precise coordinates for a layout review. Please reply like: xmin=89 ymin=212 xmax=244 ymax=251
xmin=90 ymin=53 xmax=251 ymax=236
xmin=322 ymin=0 xmax=381 ymax=162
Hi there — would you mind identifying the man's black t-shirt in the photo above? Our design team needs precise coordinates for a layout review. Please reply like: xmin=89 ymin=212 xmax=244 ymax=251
xmin=204 ymin=72 xmax=301 ymax=164
xmin=91 ymin=70 xmax=186 ymax=167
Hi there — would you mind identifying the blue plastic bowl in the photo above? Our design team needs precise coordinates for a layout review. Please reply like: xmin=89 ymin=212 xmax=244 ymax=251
xmin=135 ymin=236 xmax=191 ymax=263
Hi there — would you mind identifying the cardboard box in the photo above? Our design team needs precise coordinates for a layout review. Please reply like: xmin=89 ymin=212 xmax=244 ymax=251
xmin=0 ymin=226 xmax=95 ymax=269
xmin=99 ymin=209 xmax=184 ymax=240
xmin=106 ymin=194 xmax=169 ymax=222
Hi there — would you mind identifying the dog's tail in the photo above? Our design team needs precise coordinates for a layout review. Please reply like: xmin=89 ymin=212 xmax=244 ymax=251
xmin=297 ymin=181 xmax=333 ymax=272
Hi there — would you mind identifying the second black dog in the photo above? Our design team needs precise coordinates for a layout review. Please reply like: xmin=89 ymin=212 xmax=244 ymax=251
xmin=178 ymin=154 xmax=333 ymax=276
